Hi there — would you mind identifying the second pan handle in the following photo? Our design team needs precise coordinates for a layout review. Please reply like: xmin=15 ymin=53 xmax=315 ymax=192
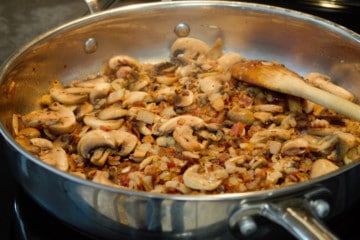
xmin=228 ymin=188 xmax=339 ymax=240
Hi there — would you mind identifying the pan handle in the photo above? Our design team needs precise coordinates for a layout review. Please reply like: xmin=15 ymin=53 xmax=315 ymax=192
xmin=229 ymin=194 xmax=339 ymax=239
xmin=84 ymin=0 xmax=118 ymax=14
xmin=84 ymin=0 xmax=101 ymax=13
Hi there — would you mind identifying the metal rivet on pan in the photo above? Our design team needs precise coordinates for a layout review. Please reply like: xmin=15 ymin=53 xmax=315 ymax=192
xmin=238 ymin=216 xmax=257 ymax=236
xmin=174 ymin=23 xmax=190 ymax=37
xmin=84 ymin=37 xmax=98 ymax=54
xmin=310 ymin=199 xmax=330 ymax=218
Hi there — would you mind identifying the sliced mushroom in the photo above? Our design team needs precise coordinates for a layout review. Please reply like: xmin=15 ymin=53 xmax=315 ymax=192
xmin=227 ymin=106 xmax=255 ymax=125
xmin=199 ymin=75 xmax=223 ymax=94
xmin=253 ymin=112 xmax=273 ymax=123
xmin=108 ymin=55 xmax=141 ymax=71
xmin=198 ymin=129 xmax=223 ymax=142
xmin=129 ymin=73 xmax=150 ymax=91
xmin=139 ymin=155 xmax=159 ymax=170
xmin=171 ymin=37 xmax=210 ymax=61
xmin=77 ymin=129 xmax=116 ymax=158
xmin=135 ymin=109 xmax=160 ymax=124
xmin=71 ymin=76 xmax=109 ymax=88
xmin=266 ymin=169 xmax=284 ymax=184
xmin=280 ymin=138 xmax=309 ymax=156
xmin=92 ymin=170 xmax=120 ymax=188
xmin=132 ymin=142 xmax=152 ymax=159
xmin=174 ymin=89 xmax=194 ymax=107
xmin=217 ymin=52 xmax=243 ymax=72
xmin=122 ymin=90 xmax=149 ymax=107
xmin=310 ymin=159 xmax=339 ymax=178
xmin=83 ymin=115 xmax=124 ymax=130
xmin=153 ymin=86 xmax=176 ymax=102
xmin=307 ymin=134 xmax=338 ymax=154
xmin=90 ymin=148 xmax=112 ymax=166
xmin=224 ymin=156 xmax=246 ymax=174
xmin=48 ymin=104 xmax=77 ymax=135
xmin=53 ymin=133 xmax=76 ymax=153
xmin=39 ymin=146 xmax=69 ymax=171
xmin=12 ymin=114 xmax=20 ymax=136
xmin=89 ymin=82 xmax=111 ymax=104
xmin=49 ymin=87 xmax=89 ymax=105
xmin=21 ymin=102 xmax=77 ymax=135
xmin=176 ymin=63 xmax=199 ymax=78
xmin=78 ymin=128 xmax=138 ymax=162
xmin=128 ymin=171 xmax=153 ymax=191
xmin=97 ymin=103 xmax=128 ymax=120
xmin=156 ymin=75 xmax=178 ymax=85
xmin=77 ymin=129 xmax=138 ymax=158
xmin=21 ymin=109 xmax=56 ymax=129
xmin=183 ymin=164 xmax=228 ymax=191
xmin=75 ymin=102 xmax=94 ymax=120
xmin=15 ymin=136 xmax=41 ymax=154
xmin=205 ymin=38 xmax=223 ymax=60
xmin=156 ymin=136 xmax=176 ymax=147
xmin=30 ymin=137 xmax=54 ymax=150
xmin=107 ymin=88 xmax=126 ymax=104
xmin=157 ymin=115 xmax=206 ymax=134
xmin=208 ymin=92 xmax=225 ymax=112
xmin=335 ymin=131 xmax=357 ymax=160
xmin=251 ymin=104 xmax=284 ymax=113
xmin=250 ymin=128 xmax=292 ymax=144
xmin=165 ymin=178 xmax=192 ymax=194
xmin=18 ymin=127 xmax=41 ymax=138
xmin=112 ymin=130 xmax=138 ymax=156
xmin=173 ymin=125 xmax=205 ymax=151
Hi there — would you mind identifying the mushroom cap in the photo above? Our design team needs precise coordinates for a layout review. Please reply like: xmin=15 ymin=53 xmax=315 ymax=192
xmin=77 ymin=129 xmax=116 ymax=158
xmin=183 ymin=164 xmax=228 ymax=191
xmin=48 ymin=103 xmax=77 ymax=134
xmin=50 ymin=87 xmax=89 ymax=105
xmin=77 ymin=129 xmax=138 ymax=159
xmin=170 ymin=37 xmax=210 ymax=61
xmin=40 ymin=147 xmax=69 ymax=171
xmin=310 ymin=159 xmax=339 ymax=178
xmin=83 ymin=115 xmax=124 ymax=130
xmin=112 ymin=130 xmax=138 ymax=156
xmin=21 ymin=102 xmax=77 ymax=135
xmin=157 ymin=115 xmax=206 ymax=134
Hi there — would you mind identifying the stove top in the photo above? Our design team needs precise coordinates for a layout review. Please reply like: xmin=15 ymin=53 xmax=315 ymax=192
xmin=8 ymin=183 xmax=360 ymax=240
xmin=1 ymin=1 xmax=360 ymax=239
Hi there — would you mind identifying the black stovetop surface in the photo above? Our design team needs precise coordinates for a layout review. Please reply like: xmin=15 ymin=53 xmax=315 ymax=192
xmin=1 ymin=1 xmax=360 ymax=239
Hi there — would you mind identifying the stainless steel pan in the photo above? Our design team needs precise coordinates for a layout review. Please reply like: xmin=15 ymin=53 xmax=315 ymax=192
xmin=1 ymin=1 xmax=360 ymax=239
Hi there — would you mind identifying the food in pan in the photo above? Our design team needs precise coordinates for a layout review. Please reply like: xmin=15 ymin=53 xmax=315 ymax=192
xmin=12 ymin=37 xmax=360 ymax=194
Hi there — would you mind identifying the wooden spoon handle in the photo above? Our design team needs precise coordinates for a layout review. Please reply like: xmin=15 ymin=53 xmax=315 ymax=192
xmin=299 ymin=83 xmax=360 ymax=122
xmin=231 ymin=60 xmax=360 ymax=122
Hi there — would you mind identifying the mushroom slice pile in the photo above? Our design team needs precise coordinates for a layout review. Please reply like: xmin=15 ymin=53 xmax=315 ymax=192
xmin=13 ymin=37 xmax=360 ymax=194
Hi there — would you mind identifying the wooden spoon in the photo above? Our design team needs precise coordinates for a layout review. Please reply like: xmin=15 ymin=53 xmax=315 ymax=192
xmin=231 ymin=60 xmax=360 ymax=122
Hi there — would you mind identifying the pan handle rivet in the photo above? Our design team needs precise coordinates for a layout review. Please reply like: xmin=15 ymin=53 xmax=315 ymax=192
xmin=310 ymin=199 xmax=330 ymax=218
xmin=174 ymin=23 xmax=190 ymax=37
xmin=238 ymin=216 xmax=257 ymax=236
xmin=84 ymin=37 xmax=98 ymax=54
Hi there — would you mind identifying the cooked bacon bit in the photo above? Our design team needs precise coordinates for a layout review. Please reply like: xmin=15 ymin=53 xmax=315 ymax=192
xmin=167 ymin=161 xmax=176 ymax=168
xmin=229 ymin=122 xmax=246 ymax=137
